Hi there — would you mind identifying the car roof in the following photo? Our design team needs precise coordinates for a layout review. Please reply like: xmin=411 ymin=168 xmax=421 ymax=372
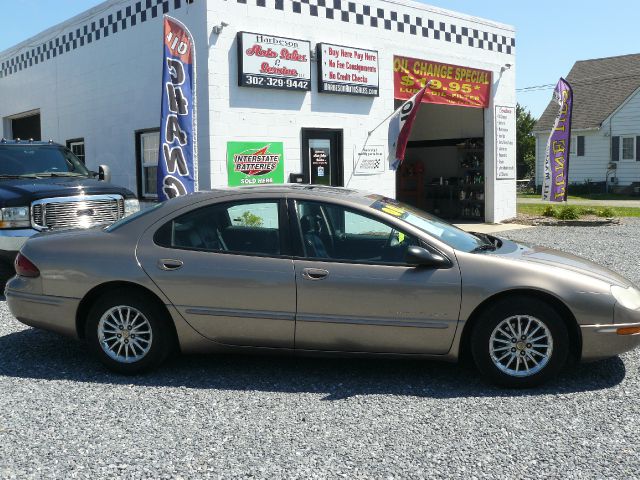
xmin=168 ymin=184 xmax=379 ymax=209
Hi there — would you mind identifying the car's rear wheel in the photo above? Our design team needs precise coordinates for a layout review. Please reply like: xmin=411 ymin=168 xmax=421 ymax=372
xmin=471 ymin=296 xmax=569 ymax=388
xmin=85 ymin=290 xmax=172 ymax=374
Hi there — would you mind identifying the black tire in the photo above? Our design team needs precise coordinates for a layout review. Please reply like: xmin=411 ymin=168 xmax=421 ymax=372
xmin=471 ymin=296 xmax=569 ymax=388
xmin=85 ymin=289 xmax=173 ymax=374
xmin=0 ymin=259 xmax=16 ymax=292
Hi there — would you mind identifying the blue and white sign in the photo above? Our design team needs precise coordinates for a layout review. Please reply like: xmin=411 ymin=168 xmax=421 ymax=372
xmin=157 ymin=15 xmax=198 ymax=201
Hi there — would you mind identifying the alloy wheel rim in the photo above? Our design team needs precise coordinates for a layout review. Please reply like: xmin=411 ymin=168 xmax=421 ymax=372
xmin=98 ymin=306 xmax=153 ymax=364
xmin=489 ymin=315 xmax=553 ymax=378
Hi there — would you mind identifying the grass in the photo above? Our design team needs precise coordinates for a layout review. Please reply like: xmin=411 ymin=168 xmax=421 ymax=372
xmin=517 ymin=192 xmax=639 ymax=200
xmin=517 ymin=204 xmax=640 ymax=217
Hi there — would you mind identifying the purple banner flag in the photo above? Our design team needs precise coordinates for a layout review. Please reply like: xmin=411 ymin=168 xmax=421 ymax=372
xmin=542 ymin=78 xmax=573 ymax=202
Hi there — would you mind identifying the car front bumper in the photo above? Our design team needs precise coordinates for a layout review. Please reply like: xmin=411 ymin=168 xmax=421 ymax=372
xmin=581 ymin=304 xmax=640 ymax=361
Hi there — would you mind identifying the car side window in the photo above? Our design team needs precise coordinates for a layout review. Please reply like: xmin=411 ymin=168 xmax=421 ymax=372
xmin=155 ymin=201 xmax=282 ymax=256
xmin=295 ymin=200 xmax=418 ymax=264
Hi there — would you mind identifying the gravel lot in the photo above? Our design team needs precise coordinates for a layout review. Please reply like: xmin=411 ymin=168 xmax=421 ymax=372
xmin=2 ymin=220 xmax=640 ymax=479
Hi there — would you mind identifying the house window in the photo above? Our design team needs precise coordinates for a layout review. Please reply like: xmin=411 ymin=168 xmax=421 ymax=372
xmin=66 ymin=138 xmax=85 ymax=164
xmin=137 ymin=130 xmax=160 ymax=198
xmin=569 ymin=135 xmax=577 ymax=155
xmin=622 ymin=136 xmax=635 ymax=160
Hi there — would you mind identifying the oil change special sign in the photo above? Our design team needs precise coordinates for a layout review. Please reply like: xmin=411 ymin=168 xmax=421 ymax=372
xmin=393 ymin=55 xmax=491 ymax=108
xmin=227 ymin=142 xmax=285 ymax=186
xmin=317 ymin=43 xmax=379 ymax=96
xmin=237 ymin=32 xmax=311 ymax=91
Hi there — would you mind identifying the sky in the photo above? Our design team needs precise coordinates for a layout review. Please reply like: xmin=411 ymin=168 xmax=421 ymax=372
xmin=1 ymin=0 xmax=638 ymax=119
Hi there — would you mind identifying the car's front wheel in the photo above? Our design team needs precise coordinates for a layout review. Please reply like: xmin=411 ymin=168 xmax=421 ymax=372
xmin=85 ymin=290 xmax=172 ymax=374
xmin=471 ymin=296 xmax=569 ymax=388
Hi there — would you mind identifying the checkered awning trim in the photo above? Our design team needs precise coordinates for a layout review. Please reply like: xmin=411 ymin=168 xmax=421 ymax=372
xmin=0 ymin=0 xmax=514 ymax=79
xmin=0 ymin=0 xmax=181 ymax=78
xmin=242 ymin=0 xmax=515 ymax=54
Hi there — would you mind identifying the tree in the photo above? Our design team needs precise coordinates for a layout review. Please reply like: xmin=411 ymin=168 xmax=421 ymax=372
xmin=238 ymin=211 xmax=263 ymax=227
xmin=516 ymin=103 xmax=536 ymax=179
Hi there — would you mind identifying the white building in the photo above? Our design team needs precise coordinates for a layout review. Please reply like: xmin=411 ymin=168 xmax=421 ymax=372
xmin=534 ymin=54 xmax=640 ymax=192
xmin=0 ymin=0 xmax=517 ymax=222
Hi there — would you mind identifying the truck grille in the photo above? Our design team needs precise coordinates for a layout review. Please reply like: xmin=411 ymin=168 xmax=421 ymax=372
xmin=32 ymin=195 xmax=125 ymax=230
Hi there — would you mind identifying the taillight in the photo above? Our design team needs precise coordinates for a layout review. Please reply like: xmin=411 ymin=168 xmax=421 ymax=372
xmin=15 ymin=253 xmax=40 ymax=278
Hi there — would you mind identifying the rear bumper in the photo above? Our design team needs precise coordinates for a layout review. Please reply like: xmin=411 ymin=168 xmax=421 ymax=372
xmin=5 ymin=287 xmax=80 ymax=339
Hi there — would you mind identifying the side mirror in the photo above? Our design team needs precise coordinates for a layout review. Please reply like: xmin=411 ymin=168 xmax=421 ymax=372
xmin=405 ymin=246 xmax=451 ymax=268
xmin=98 ymin=165 xmax=111 ymax=183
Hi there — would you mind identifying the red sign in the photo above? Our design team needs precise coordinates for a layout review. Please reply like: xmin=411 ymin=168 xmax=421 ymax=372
xmin=163 ymin=17 xmax=194 ymax=65
xmin=393 ymin=55 xmax=491 ymax=109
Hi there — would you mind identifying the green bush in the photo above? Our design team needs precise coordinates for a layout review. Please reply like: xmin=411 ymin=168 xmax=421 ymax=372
xmin=596 ymin=207 xmax=615 ymax=218
xmin=555 ymin=205 xmax=580 ymax=220
xmin=542 ymin=205 xmax=556 ymax=217
xmin=580 ymin=207 xmax=597 ymax=216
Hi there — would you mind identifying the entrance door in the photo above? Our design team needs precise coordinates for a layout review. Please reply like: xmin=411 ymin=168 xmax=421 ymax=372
xmin=301 ymin=129 xmax=343 ymax=186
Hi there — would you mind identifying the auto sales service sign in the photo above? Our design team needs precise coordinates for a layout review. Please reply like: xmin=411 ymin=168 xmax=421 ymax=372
xmin=237 ymin=32 xmax=311 ymax=91
xmin=227 ymin=142 xmax=285 ymax=186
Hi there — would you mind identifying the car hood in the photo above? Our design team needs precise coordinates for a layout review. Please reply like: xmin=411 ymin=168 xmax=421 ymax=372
xmin=496 ymin=239 xmax=632 ymax=288
xmin=0 ymin=177 xmax=134 ymax=207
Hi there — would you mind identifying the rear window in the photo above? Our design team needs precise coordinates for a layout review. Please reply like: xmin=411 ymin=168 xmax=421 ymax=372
xmin=105 ymin=202 xmax=165 ymax=232
xmin=154 ymin=201 xmax=282 ymax=256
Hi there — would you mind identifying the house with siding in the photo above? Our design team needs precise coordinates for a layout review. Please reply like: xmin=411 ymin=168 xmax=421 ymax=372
xmin=534 ymin=54 xmax=640 ymax=192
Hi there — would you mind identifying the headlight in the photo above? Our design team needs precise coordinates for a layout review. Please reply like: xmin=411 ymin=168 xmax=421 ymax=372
xmin=124 ymin=199 xmax=140 ymax=218
xmin=0 ymin=206 xmax=30 ymax=228
xmin=611 ymin=285 xmax=640 ymax=310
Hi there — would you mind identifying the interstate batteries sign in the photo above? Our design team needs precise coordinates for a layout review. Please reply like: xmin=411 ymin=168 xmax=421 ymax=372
xmin=317 ymin=43 xmax=379 ymax=96
xmin=227 ymin=142 xmax=285 ymax=186
xmin=237 ymin=32 xmax=311 ymax=91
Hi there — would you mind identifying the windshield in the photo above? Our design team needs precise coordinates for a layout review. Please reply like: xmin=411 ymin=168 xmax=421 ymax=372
xmin=0 ymin=145 xmax=90 ymax=177
xmin=367 ymin=195 xmax=488 ymax=252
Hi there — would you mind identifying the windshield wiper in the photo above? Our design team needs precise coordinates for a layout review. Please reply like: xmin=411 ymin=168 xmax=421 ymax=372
xmin=0 ymin=174 xmax=39 ymax=179
xmin=470 ymin=231 xmax=493 ymax=243
xmin=471 ymin=243 xmax=497 ymax=253
xmin=33 ymin=172 xmax=86 ymax=177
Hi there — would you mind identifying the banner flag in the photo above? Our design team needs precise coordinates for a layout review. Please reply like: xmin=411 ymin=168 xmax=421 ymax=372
xmin=388 ymin=82 xmax=428 ymax=171
xmin=157 ymin=15 xmax=198 ymax=201
xmin=542 ymin=78 xmax=573 ymax=202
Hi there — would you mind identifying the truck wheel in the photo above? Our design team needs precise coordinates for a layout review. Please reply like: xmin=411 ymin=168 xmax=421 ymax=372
xmin=0 ymin=260 xmax=16 ymax=291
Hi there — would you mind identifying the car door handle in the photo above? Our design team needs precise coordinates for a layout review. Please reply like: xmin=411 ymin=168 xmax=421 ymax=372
xmin=158 ymin=259 xmax=184 ymax=271
xmin=302 ymin=268 xmax=329 ymax=280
